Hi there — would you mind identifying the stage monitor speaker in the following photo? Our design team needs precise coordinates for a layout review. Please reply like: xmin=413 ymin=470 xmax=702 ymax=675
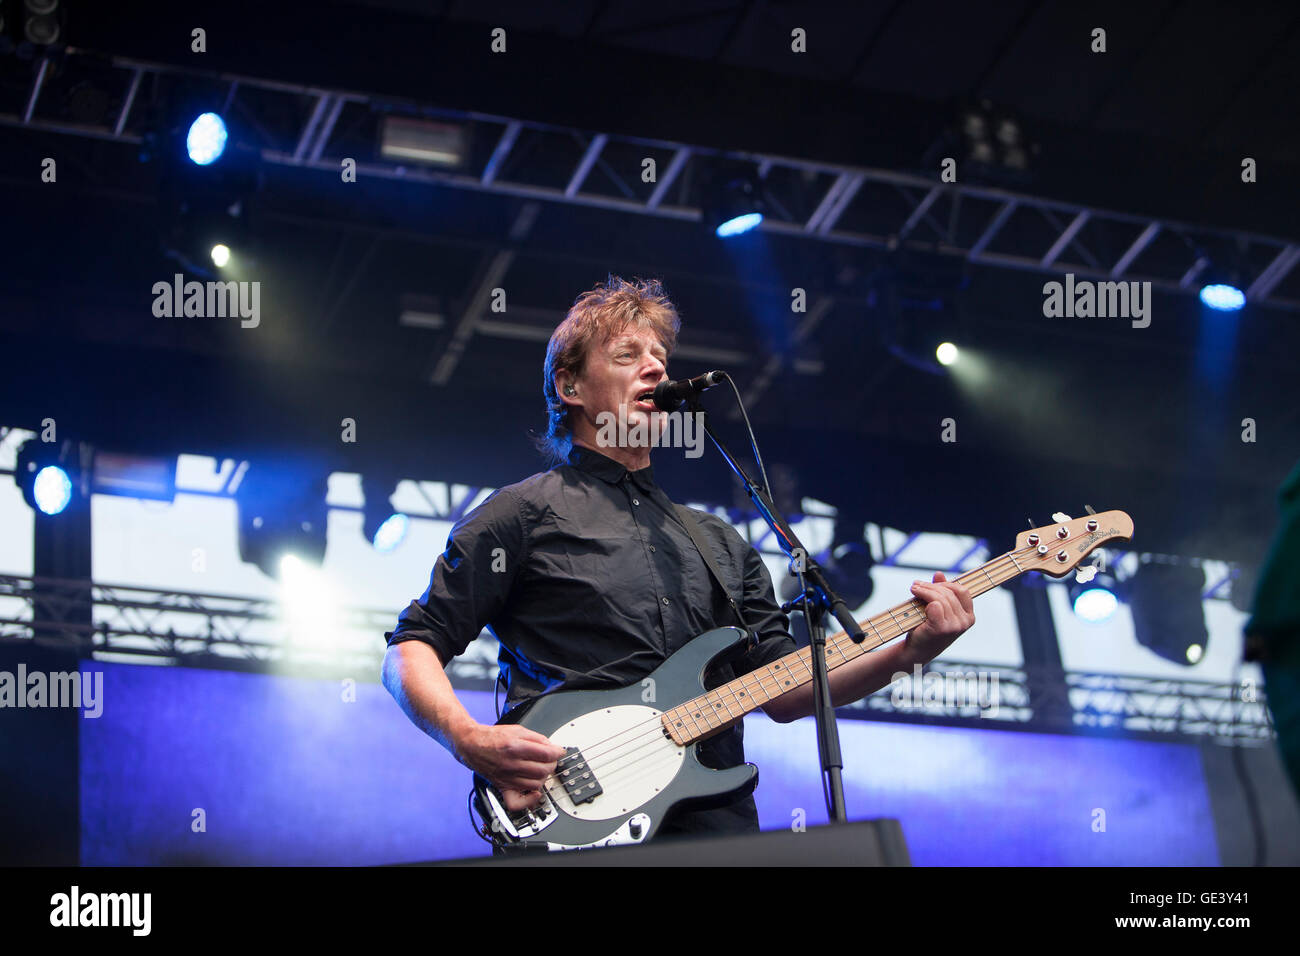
xmin=424 ymin=818 xmax=910 ymax=866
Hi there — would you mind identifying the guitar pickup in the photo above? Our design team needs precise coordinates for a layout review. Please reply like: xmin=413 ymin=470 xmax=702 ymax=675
xmin=557 ymin=746 xmax=602 ymax=805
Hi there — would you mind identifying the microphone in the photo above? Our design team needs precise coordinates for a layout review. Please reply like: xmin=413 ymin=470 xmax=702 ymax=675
xmin=652 ymin=371 xmax=727 ymax=410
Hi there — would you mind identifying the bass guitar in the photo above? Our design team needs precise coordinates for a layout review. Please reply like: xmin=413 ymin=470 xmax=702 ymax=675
xmin=472 ymin=509 xmax=1132 ymax=851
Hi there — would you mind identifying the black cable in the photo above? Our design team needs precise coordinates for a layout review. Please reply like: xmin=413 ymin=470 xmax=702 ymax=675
xmin=722 ymin=372 xmax=771 ymax=500
xmin=467 ymin=788 xmax=498 ymax=847
xmin=725 ymin=370 xmax=834 ymax=818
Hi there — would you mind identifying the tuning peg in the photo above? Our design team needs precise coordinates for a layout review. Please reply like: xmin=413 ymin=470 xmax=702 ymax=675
xmin=1052 ymin=512 xmax=1072 ymax=522
xmin=1026 ymin=518 xmax=1035 ymax=530
xmin=1075 ymin=565 xmax=1098 ymax=584
xmin=1084 ymin=504 xmax=1097 ymax=515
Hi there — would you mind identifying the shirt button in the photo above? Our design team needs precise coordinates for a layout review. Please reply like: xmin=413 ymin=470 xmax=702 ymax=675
xmin=632 ymin=498 xmax=640 ymax=506
xmin=662 ymin=597 xmax=670 ymax=606
xmin=649 ymin=545 xmax=656 ymax=553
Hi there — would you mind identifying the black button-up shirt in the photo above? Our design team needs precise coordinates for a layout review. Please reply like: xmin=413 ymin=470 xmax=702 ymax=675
xmin=386 ymin=445 xmax=797 ymax=832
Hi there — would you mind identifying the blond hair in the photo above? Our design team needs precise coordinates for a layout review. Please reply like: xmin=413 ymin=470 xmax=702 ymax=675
xmin=539 ymin=275 xmax=681 ymax=464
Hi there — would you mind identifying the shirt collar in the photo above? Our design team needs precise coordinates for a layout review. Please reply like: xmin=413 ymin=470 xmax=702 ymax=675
xmin=567 ymin=444 xmax=658 ymax=488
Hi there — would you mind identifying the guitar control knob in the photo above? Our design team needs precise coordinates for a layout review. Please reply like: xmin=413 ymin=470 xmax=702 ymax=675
xmin=1027 ymin=534 xmax=1039 ymax=546
xmin=629 ymin=819 xmax=642 ymax=838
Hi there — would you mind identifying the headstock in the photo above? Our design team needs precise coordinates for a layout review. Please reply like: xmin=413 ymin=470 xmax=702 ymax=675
xmin=1014 ymin=510 xmax=1133 ymax=578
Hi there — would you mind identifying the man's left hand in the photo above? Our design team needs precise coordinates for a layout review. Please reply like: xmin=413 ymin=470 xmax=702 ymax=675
xmin=904 ymin=571 xmax=975 ymax=662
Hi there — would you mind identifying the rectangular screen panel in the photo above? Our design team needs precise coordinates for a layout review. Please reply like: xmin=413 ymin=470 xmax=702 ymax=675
xmin=79 ymin=662 xmax=1217 ymax=865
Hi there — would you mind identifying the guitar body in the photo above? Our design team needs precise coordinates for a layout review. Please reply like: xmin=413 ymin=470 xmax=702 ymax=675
xmin=473 ymin=626 xmax=759 ymax=852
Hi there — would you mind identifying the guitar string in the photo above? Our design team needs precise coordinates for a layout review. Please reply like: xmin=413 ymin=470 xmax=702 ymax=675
xmin=517 ymin=535 xmax=1097 ymax=811
xmin=530 ymin=541 xmax=1046 ymax=802
xmin=521 ymin=536 xmax=1068 ymax=808
xmin=527 ymin=541 xmax=1049 ymax=807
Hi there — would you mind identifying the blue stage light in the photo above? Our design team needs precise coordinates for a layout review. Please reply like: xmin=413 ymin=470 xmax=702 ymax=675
xmin=186 ymin=112 xmax=228 ymax=166
xmin=715 ymin=212 xmax=763 ymax=238
xmin=1072 ymin=586 xmax=1118 ymax=623
xmin=1199 ymin=283 xmax=1245 ymax=311
xmin=372 ymin=513 xmax=409 ymax=553
xmin=33 ymin=465 xmax=73 ymax=516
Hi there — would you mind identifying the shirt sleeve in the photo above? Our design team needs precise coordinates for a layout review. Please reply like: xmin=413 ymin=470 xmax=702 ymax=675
xmin=733 ymin=536 xmax=798 ymax=675
xmin=384 ymin=487 xmax=527 ymax=664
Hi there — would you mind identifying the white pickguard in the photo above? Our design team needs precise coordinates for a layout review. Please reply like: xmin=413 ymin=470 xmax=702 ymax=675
xmin=547 ymin=705 xmax=686 ymax=822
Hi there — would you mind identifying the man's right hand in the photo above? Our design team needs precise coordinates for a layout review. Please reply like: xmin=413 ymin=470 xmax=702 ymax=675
xmin=453 ymin=722 xmax=568 ymax=812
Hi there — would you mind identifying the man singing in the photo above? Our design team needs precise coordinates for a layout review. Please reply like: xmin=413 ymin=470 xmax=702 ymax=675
xmin=382 ymin=275 xmax=975 ymax=842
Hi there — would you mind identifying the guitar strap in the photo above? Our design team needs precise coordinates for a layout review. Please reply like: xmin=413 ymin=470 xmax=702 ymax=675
xmin=673 ymin=503 xmax=749 ymax=634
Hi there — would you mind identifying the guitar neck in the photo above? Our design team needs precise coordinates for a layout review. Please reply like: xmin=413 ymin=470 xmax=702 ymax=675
xmin=660 ymin=547 xmax=1029 ymax=746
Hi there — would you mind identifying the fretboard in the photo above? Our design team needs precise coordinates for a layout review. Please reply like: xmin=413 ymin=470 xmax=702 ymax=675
xmin=660 ymin=546 xmax=1030 ymax=746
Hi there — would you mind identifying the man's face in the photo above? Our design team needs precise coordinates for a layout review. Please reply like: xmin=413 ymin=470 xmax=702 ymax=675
xmin=572 ymin=326 xmax=669 ymax=446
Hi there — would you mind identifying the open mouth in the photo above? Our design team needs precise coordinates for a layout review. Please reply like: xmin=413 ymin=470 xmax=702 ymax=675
xmin=633 ymin=389 xmax=656 ymax=409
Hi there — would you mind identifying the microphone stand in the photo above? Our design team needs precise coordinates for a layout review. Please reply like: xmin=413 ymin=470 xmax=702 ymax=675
xmin=684 ymin=394 xmax=864 ymax=824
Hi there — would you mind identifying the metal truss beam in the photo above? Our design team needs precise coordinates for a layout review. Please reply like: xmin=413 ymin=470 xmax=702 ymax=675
xmin=843 ymin=659 xmax=1274 ymax=745
xmin=2 ymin=51 xmax=1297 ymax=311
xmin=0 ymin=574 xmax=1271 ymax=744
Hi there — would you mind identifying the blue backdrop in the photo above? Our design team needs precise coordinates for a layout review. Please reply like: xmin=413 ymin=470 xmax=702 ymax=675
xmin=78 ymin=661 xmax=1218 ymax=865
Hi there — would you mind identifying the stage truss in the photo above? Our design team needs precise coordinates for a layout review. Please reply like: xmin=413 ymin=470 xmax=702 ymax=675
xmin=0 ymin=47 xmax=1297 ymax=317
xmin=0 ymin=571 xmax=1273 ymax=746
